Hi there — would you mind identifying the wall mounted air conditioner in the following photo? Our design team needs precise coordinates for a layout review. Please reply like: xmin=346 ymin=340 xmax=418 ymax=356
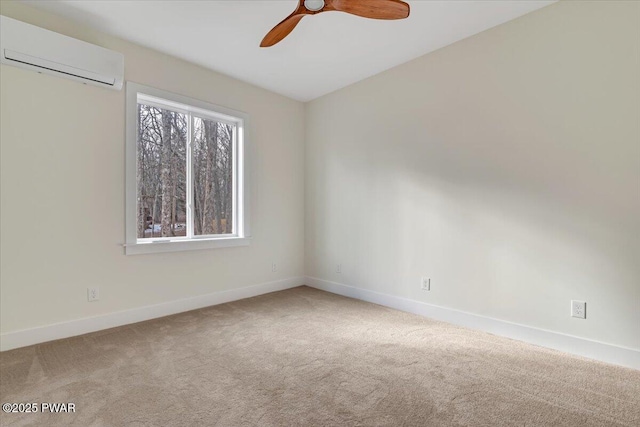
xmin=0 ymin=15 xmax=124 ymax=90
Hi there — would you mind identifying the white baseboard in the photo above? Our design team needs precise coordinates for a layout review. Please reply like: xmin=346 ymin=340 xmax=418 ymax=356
xmin=0 ymin=277 xmax=305 ymax=352
xmin=305 ymin=276 xmax=640 ymax=371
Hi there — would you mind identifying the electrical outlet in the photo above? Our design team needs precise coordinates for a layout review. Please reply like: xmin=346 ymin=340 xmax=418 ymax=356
xmin=271 ymin=263 xmax=277 ymax=272
xmin=421 ymin=277 xmax=431 ymax=291
xmin=87 ymin=286 xmax=100 ymax=302
xmin=336 ymin=264 xmax=342 ymax=274
xmin=571 ymin=300 xmax=586 ymax=319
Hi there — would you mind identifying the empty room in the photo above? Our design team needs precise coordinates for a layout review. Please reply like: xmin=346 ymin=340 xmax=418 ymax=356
xmin=0 ymin=0 xmax=638 ymax=425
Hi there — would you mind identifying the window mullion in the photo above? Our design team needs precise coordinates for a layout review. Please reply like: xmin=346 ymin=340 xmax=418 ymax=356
xmin=186 ymin=113 xmax=194 ymax=239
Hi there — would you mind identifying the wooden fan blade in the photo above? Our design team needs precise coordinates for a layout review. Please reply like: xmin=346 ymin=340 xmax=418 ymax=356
xmin=329 ymin=0 xmax=410 ymax=20
xmin=261 ymin=11 xmax=307 ymax=47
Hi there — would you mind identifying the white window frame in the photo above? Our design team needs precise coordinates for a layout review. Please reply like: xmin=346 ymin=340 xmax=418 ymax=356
xmin=125 ymin=82 xmax=250 ymax=255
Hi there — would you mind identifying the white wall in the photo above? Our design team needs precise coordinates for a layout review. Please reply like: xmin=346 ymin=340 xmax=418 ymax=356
xmin=0 ymin=2 xmax=305 ymax=335
xmin=305 ymin=0 xmax=640 ymax=350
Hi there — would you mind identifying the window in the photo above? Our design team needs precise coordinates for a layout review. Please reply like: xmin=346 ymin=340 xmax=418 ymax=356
xmin=125 ymin=83 xmax=249 ymax=254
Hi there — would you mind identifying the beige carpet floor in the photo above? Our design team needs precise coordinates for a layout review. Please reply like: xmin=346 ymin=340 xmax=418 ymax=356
xmin=1 ymin=286 xmax=639 ymax=426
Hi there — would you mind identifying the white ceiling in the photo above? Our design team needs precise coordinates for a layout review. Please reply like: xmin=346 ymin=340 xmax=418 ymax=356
xmin=23 ymin=0 xmax=556 ymax=102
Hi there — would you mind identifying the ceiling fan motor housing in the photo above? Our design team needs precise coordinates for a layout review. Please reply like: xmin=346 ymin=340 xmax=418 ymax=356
xmin=304 ymin=0 xmax=325 ymax=12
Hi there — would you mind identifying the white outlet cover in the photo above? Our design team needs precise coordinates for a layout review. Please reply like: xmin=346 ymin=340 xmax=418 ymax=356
xmin=87 ymin=287 xmax=100 ymax=302
xmin=571 ymin=300 xmax=586 ymax=319
xmin=421 ymin=277 xmax=430 ymax=291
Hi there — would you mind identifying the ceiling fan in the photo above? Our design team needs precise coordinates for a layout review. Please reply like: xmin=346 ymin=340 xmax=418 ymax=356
xmin=261 ymin=0 xmax=411 ymax=47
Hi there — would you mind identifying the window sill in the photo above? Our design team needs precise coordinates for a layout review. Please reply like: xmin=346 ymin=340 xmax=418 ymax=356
xmin=125 ymin=236 xmax=251 ymax=255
